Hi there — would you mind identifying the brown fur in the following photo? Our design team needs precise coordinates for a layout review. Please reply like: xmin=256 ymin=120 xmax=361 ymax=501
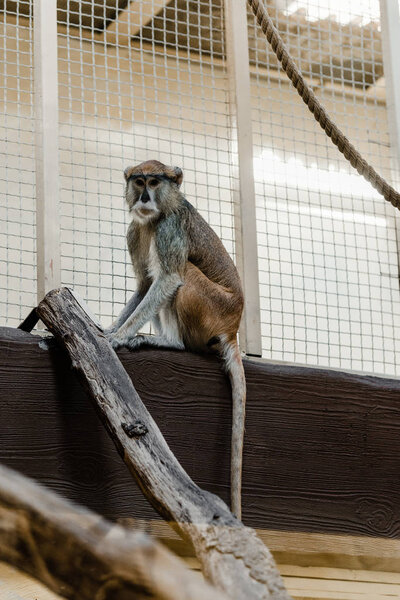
xmin=175 ymin=262 xmax=242 ymax=351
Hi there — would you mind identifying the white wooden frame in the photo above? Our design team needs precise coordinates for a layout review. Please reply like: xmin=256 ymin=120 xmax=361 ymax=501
xmin=379 ymin=0 xmax=400 ymax=170
xmin=34 ymin=0 xmax=61 ymax=302
xmin=224 ymin=0 xmax=262 ymax=356
xmin=379 ymin=0 xmax=400 ymax=274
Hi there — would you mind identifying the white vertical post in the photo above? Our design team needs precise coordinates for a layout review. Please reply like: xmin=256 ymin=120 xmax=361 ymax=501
xmin=224 ymin=0 xmax=262 ymax=356
xmin=34 ymin=0 xmax=61 ymax=302
xmin=379 ymin=0 xmax=400 ymax=253
xmin=379 ymin=0 xmax=400 ymax=175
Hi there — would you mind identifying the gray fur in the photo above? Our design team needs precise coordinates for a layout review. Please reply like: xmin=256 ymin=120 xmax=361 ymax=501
xmin=106 ymin=290 xmax=144 ymax=334
xmin=155 ymin=212 xmax=188 ymax=275
xmin=111 ymin=333 xmax=184 ymax=351
xmin=114 ymin=273 xmax=183 ymax=340
xmin=108 ymin=171 xmax=187 ymax=343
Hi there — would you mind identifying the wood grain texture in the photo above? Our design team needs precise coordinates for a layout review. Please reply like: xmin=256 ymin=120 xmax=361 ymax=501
xmin=1 ymin=323 xmax=400 ymax=540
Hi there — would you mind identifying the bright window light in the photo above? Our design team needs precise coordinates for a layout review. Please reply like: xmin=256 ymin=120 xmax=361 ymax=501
xmin=284 ymin=0 xmax=380 ymax=25
xmin=254 ymin=149 xmax=384 ymax=210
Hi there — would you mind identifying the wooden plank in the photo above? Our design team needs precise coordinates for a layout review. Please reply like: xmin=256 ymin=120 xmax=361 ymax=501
xmin=34 ymin=0 xmax=61 ymax=301
xmin=1 ymin=325 xmax=400 ymax=544
xmin=259 ymin=530 xmax=400 ymax=572
xmin=283 ymin=576 xmax=400 ymax=595
xmin=285 ymin=592 xmax=392 ymax=600
xmin=3 ymin=559 xmax=400 ymax=600
xmin=379 ymin=0 xmax=400 ymax=270
xmin=0 ymin=562 xmax=62 ymax=600
xmin=278 ymin=564 xmax=400 ymax=584
xmin=224 ymin=0 xmax=262 ymax=356
xmin=179 ymin=559 xmax=400 ymax=600
xmin=183 ymin=559 xmax=400 ymax=585
xmin=128 ymin=520 xmax=400 ymax=572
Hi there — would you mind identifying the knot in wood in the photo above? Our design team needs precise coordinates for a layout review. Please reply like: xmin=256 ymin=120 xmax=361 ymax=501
xmin=122 ymin=420 xmax=148 ymax=438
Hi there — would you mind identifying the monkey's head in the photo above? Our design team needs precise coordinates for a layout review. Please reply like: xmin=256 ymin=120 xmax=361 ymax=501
xmin=124 ymin=160 xmax=183 ymax=224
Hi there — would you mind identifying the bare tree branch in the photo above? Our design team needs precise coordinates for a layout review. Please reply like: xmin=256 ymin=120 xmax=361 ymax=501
xmin=0 ymin=463 xmax=230 ymax=600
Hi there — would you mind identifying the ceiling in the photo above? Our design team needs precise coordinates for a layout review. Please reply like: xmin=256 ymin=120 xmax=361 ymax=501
xmin=0 ymin=0 xmax=384 ymax=87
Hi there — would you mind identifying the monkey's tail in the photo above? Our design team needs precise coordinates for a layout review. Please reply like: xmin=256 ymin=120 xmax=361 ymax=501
xmin=220 ymin=336 xmax=246 ymax=520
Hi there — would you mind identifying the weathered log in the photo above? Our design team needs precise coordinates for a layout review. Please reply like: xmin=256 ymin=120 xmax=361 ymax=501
xmin=37 ymin=287 xmax=292 ymax=600
xmin=0 ymin=463 xmax=229 ymax=600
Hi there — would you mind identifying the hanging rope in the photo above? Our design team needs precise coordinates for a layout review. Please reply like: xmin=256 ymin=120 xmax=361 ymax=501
xmin=247 ymin=0 xmax=400 ymax=210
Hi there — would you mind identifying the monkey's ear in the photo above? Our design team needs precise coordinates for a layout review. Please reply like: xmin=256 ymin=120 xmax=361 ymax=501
xmin=173 ymin=166 xmax=183 ymax=187
xmin=124 ymin=166 xmax=133 ymax=181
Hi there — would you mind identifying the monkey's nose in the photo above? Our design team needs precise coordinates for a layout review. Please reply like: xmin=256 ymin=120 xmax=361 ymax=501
xmin=141 ymin=190 xmax=150 ymax=203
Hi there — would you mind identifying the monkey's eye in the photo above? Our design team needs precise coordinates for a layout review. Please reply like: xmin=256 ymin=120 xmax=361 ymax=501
xmin=134 ymin=178 xmax=145 ymax=187
xmin=147 ymin=178 xmax=160 ymax=188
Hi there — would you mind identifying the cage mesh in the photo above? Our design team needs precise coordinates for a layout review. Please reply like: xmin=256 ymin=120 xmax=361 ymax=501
xmin=57 ymin=0 xmax=235 ymax=330
xmin=0 ymin=1 xmax=36 ymax=326
xmin=248 ymin=0 xmax=400 ymax=375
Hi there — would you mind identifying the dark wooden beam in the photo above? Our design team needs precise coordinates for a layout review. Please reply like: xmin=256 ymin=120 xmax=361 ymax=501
xmin=1 ymin=324 xmax=400 ymax=539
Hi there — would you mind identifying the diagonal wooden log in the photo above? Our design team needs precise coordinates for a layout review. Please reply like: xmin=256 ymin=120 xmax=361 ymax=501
xmin=37 ymin=287 xmax=292 ymax=600
xmin=0 ymin=463 xmax=229 ymax=600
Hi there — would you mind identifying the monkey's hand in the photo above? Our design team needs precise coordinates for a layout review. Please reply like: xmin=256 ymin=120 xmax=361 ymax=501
xmin=104 ymin=326 xmax=117 ymax=338
xmin=108 ymin=333 xmax=147 ymax=351
xmin=106 ymin=331 xmax=126 ymax=349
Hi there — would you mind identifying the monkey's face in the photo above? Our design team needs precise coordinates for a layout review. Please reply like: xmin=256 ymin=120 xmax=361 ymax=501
xmin=124 ymin=161 xmax=183 ymax=224
xmin=126 ymin=175 xmax=163 ymax=224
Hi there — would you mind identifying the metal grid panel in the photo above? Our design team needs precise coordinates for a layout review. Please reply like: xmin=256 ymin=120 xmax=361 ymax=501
xmin=248 ymin=0 xmax=400 ymax=375
xmin=2 ymin=0 xmax=400 ymax=378
xmin=57 ymin=0 xmax=235 ymax=329
xmin=0 ymin=1 xmax=36 ymax=326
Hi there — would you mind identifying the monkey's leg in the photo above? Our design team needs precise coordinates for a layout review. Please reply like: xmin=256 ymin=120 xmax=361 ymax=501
xmin=111 ymin=333 xmax=185 ymax=351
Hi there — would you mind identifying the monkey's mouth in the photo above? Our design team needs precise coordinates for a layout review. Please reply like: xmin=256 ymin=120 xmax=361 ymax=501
xmin=131 ymin=202 xmax=159 ymax=222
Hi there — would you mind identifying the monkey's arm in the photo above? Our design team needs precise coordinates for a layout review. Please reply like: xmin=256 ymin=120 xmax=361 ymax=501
xmin=110 ymin=212 xmax=187 ymax=345
xmin=109 ymin=273 xmax=182 ymax=345
xmin=105 ymin=290 xmax=145 ymax=334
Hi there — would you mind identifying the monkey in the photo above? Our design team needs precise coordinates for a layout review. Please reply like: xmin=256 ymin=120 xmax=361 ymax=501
xmin=106 ymin=159 xmax=246 ymax=519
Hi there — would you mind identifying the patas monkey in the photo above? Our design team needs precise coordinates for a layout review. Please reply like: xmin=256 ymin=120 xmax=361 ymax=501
xmin=108 ymin=160 xmax=246 ymax=519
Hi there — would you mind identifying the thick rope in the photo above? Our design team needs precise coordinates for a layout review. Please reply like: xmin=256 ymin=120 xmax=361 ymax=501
xmin=247 ymin=0 xmax=400 ymax=210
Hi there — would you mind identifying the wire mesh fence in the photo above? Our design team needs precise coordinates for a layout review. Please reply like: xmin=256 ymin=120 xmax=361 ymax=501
xmin=248 ymin=0 xmax=400 ymax=374
xmin=1 ymin=0 xmax=400 ymax=377
xmin=0 ymin=0 xmax=36 ymax=326
xmin=57 ymin=0 xmax=235 ymax=329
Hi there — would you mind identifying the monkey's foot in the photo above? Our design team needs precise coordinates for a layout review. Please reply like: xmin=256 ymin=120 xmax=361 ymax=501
xmin=110 ymin=334 xmax=185 ymax=351
xmin=123 ymin=334 xmax=148 ymax=350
